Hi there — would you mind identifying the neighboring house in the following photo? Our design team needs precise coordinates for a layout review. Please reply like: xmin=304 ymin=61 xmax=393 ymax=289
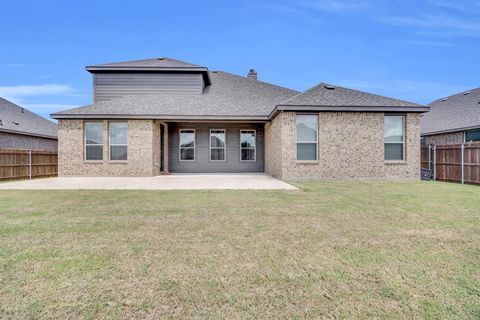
xmin=421 ymin=88 xmax=480 ymax=145
xmin=51 ymin=57 xmax=428 ymax=180
xmin=0 ymin=97 xmax=58 ymax=151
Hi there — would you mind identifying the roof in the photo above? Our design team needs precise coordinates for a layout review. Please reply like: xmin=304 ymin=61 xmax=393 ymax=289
xmin=0 ymin=98 xmax=57 ymax=139
xmin=86 ymin=57 xmax=205 ymax=70
xmin=421 ymin=88 xmax=480 ymax=135
xmin=272 ymin=83 xmax=427 ymax=115
xmin=86 ymin=57 xmax=211 ymax=86
xmin=52 ymin=71 xmax=300 ymax=121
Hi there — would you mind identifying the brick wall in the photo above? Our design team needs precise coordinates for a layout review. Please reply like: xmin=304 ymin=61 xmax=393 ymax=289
xmin=423 ymin=132 xmax=463 ymax=145
xmin=0 ymin=131 xmax=57 ymax=151
xmin=58 ymin=119 xmax=160 ymax=176
xmin=265 ymin=112 xmax=421 ymax=180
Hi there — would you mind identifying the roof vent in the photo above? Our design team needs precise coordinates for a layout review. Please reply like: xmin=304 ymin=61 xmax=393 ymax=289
xmin=247 ymin=69 xmax=257 ymax=80
xmin=21 ymin=108 xmax=24 ymax=113
xmin=324 ymin=85 xmax=335 ymax=90
xmin=0 ymin=120 xmax=3 ymax=126
xmin=12 ymin=121 xmax=19 ymax=125
xmin=441 ymin=98 xmax=448 ymax=102
xmin=464 ymin=91 xmax=471 ymax=95
xmin=157 ymin=58 xmax=165 ymax=60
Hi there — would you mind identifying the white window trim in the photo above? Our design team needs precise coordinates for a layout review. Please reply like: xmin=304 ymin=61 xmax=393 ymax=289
xmin=179 ymin=129 xmax=196 ymax=162
xmin=384 ymin=115 xmax=406 ymax=162
xmin=108 ymin=121 xmax=128 ymax=161
xmin=240 ymin=129 xmax=256 ymax=162
xmin=209 ymin=129 xmax=227 ymax=162
xmin=84 ymin=121 xmax=103 ymax=161
xmin=296 ymin=114 xmax=318 ymax=162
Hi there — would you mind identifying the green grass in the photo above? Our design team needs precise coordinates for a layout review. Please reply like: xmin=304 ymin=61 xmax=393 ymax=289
xmin=0 ymin=180 xmax=479 ymax=319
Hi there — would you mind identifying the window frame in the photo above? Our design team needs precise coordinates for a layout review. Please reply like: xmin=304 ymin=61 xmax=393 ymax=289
xmin=384 ymin=114 xmax=406 ymax=162
xmin=84 ymin=121 xmax=104 ymax=161
xmin=464 ymin=129 xmax=480 ymax=143
xmin=209 ymin=128 xmax=227 ymax=162
xmin=108 ymin=121 xmax=128 ymax=161
xmin=296 ymin=113 xmax=318 ymax=162
xmin=179 ymin=129 xmax=196 ymax=162
xmin=240 ymin=129 xmax=256 ymax=162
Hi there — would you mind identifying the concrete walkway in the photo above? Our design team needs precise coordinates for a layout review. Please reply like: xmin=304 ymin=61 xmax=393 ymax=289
xmin=0 ymin=174 xmax=297 ymax=190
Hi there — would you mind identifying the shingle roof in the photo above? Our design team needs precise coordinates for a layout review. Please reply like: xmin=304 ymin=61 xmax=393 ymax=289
xmin=421 ymin=88 xmax=480 ymax=135
xmin=52 ymin=71 xmax=300 ymax=120
xmin=279 ymin=83 xmax=421 ymax=107
xmin=86 ymin=57 xmax=205 ymax=70
xmin=0 ymin=98 xmax=57 ymax=139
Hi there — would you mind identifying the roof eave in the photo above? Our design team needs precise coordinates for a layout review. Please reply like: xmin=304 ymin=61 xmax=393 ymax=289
xmin=50 ymin=113 xmax=268 ymax=122
xmin=421 ymin=125 xmax=480 ymax=136
xmin=269 ymin=105 xmax=430 ymax=119
xmin=0 ymin=128 xmax=58 ymax=140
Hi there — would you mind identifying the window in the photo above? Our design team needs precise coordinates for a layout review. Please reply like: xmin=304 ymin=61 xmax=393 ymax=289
xmin=465 ymin=130 xmax=480 ymax=142
xmin=240 ymin=130 xmax=256 ymax=161
xmin=385 ymin=115 xmax=405 ymax=161
xmin=85 ymin=122 xmax=103 ymax=160
xmin=296 ymin=114 xmax=318 ymax=161
xmin=179 ymin=129 xmax=195 ymax=161
xmin=109 ymin=122 xmax=128 ymax=160
xmin=210 ymin=129 xmax=226 ymax=161
xmin=420 ymin=136 xmax=426 ymax=145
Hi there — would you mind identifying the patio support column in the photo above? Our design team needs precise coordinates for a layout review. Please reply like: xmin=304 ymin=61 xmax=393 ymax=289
xmin=162 ymin=122 xmax=169 ymax=174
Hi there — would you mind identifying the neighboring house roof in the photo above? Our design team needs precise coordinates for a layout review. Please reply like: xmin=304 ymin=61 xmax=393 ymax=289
xmin=86 ymin=57 xmax=212 ymax=86
xmin=421 ymin=88 xmax=480 ymax=135
xmin=52 ymin=71 xmax=300 ymax=121
xmin=0 ymin=97 xmax=57 ymax=139
xmin=271 ymin=83 xmax=428 ymax=117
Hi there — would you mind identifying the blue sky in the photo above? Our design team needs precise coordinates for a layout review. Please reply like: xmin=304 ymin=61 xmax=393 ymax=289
xmin=1 ymin=0 xmax=479 ymax=120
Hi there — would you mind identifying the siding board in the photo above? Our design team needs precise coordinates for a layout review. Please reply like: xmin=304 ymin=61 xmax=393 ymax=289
xmin=168 ymin=123 xmax=265 ymax=173
xmin=94 ymin=73 xmax=204 ymax=102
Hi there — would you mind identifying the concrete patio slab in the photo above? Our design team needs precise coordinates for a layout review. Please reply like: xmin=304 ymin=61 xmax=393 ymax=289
xmin=0 ymin=174 xmax=298 ymax=190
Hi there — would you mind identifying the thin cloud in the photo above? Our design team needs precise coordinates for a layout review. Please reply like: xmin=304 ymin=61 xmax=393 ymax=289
xmin=408 ymin=40 xmax=455 ymax=46
xmin=0 ymin=84 xmax=76 ymax=101
xmin=299 ymin=0 xmax=369 ymax=12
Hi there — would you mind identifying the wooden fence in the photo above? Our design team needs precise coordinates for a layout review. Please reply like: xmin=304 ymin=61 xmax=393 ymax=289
xmin=421 ymin=143 xmax=480 ymax=185
xmin=0 ymin=149 xmax=58 ymax=181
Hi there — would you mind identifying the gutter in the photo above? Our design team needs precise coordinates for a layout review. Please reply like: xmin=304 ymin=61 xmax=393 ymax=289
xmin=269 ymin=104 xmax=430 ymax=119
xmin=50 ymin=113 xmax=269 ymax=122
xmin=421 ymin=125 xmax=480 ymax=136
xmin=0 ymin=128 xmax=58 ymax=140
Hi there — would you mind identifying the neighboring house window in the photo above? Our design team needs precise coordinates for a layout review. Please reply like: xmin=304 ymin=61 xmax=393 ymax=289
xmin=85 ymin=122 xmax=103 ymax=160
xmin=109 ymin=122 xmax=128 ymax=161
xmin=385 ymin=115 xmax=405 ymax=161
xmin=420 ymin=137 xmax=426 ymax=145
xmin=240 ymin=130 xmax=256 ymax=161
xmin=465 ymin=130 xmax=480 ymax=142
xmin=296 ymin=114 xmax=318 ymax=161
xmin=179 ymin=129 xmax=195 ymax=161
xmin=210 ymin=129 xmax=226 ymax=161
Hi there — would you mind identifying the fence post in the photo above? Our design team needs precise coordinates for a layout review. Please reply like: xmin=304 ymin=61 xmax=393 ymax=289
xmin=28 ymin=150 xmax=32 ymax=179
xmin=433 ymin=145 xmax=436 ymax=180
xmin=428 ymin=144 xmax=432 ymax=170
xmin=461 ymin=144 xmax=465 ymax=184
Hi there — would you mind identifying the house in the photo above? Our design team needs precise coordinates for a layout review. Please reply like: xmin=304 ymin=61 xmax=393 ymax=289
xmin=421 ymin=88 xmax=480 ymax=145
xmin=0 ymin=97 xmax=57 ymax=151
xmin=51 ymin=57 xmax=429 ymax=180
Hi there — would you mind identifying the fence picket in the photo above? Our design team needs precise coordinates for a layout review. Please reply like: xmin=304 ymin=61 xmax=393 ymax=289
xmin=0 ymin=149 xmax=58 ymax=181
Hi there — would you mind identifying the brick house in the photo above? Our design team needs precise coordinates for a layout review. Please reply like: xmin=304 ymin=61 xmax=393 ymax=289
xmin=51 ymin=57 xmax=429 ymax=180
xmin=421 ymin=88 xmax=480 ymax=145
xmin=1 ymin=97 xmax=57 ymax=151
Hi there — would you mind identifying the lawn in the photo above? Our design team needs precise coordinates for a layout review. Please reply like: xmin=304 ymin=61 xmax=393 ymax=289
xmin=0 ymin=181 xmax=479 ymax=319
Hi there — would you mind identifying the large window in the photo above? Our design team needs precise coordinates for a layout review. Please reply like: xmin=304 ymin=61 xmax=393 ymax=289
xmin=296 ymin=114 xmax=318 ymax=161
xmin=385 ymin=115 xmax=405 ymax=161
xmin=240 ymin=130 xmax=256 ymax=161
xmin=85 ymin=122 xmax=103 ymax=160
xmin=210 ymin=129 xmax=226 ymax=161
xmin=109 ymin=122 xmax=128 ymax=161
xmin=465 ymin=130 xmax=480 ymax=142
xmin=179 ymin=129 xmax=195 ymax=161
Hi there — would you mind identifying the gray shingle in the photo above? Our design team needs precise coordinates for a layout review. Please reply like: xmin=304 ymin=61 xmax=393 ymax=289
xmin=86 ymin=57 xmax=205 ymax=69
xmin=421 ymin=88 xmax=480 ymax=135
xmin=279 ymin=83 xmax=421 ymax=107
xmin=52 ymin=71 xmax=299 ymax=119
xmin=0 ymin=98 xmax=57 ymax=138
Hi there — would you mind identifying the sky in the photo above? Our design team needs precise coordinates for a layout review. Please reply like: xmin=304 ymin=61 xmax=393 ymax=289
xmin=0 ymin=0 xmax=479 ymax=121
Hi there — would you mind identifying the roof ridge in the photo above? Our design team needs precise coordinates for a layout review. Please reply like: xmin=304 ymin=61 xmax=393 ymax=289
xmin=212 ymin=71 xmax=299 ymax=94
